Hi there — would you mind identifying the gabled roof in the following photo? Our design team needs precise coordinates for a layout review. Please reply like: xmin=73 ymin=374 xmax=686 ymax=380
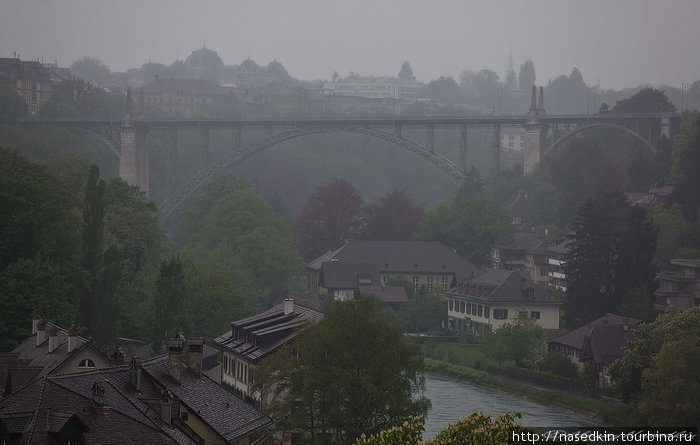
xmin=582 ymin=324 xmax=636 ymax=366
xmin=0 ymin=374 xmax=183 ymax=445
xmin=214 ymin=301 xmax=322 ymax=363
xmin=141 ymin=356 xmax=271 ymax=443
xmin=308 ymin=240 xmax=479 ymax=279
xmin=6 ymin=323 xmax=111 ymax=388
xmin=445 ymin=269 xmax=563 ymax=305
xmin=321 ymin=261 xmax=379 ymax=289
xmin=549 ymin=313 xmax=641 ymax=351
xmin=494 ymin=229 xmax=547 ymax=253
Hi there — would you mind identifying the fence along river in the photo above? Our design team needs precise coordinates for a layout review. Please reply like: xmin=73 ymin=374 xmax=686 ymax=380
xmin=423 ymin=373 xmax=599 ymax=440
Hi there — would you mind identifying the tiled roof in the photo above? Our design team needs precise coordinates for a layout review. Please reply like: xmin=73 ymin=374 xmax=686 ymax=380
xmin=141 ymin=356 xmax=271 ymax=443
xmin=321 ymin=261 xmax=379 ymax=289
xmin=214 ymin=301 xmax=322 ymax=363
xmin=445 ymin=269 xmax=563 ymax=305
xmin=308 ymin=240 xmax=479 ymax=279
xmin=549 ymin=313 xmax=641 ymax=351
xmin=582 ymin=324 xmax=636 ymax=365
xmin=495 ymin=229 xmax=547 ymax=252
xmin=0 ymin=374 xmax=182 ymax=445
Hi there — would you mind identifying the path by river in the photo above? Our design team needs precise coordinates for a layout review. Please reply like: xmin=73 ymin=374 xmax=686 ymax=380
xmin=423 ymin=373 xmax=599 ymax=440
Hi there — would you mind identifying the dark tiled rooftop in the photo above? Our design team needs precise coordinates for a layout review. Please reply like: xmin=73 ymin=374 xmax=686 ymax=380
xmin=550 ymin=313 xmax=641 ymax=350
xmin=445 ymin=269 xmax=563 ymax=305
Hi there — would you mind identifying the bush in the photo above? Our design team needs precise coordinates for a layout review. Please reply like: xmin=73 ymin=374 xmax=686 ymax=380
xmin=541 ymin=351 xmax=579 ymax=379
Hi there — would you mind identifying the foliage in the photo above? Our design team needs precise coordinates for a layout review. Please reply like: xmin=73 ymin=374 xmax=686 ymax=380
xmin=255 ymin=295 xmax=430 ymax=444
xmin=518 ymin=60 xmax=536 ymax=92
xmin=546 ymin=68 xmax=589 ymax=114
xmin=0 ymin=86 xmax=26 ymax=122
xmin=540 ymin=351 xmax=578 ymax=379
xmin=69 ymin=57 xmax=112 ymax=85
xmin=617 ymin=286 xmax=657 ymax=322
xmin=151 ymin=255 xmax=187 ymax=353
xmin=672 ymin=113 xmax=700 ymax=221
xmin=360 ymin=189 xmax=424 ymax=241
xmin=294 ymin=178 xmax=365 ymax=260
xmin=40 ymin=77 xmax=124 ymax=119
xmin=610 ymin=307 xmax=700 ymax=427
xmin=483 ymin=314 xmax=545 ymax=367
xmin=418 ymin=194 xmax=513 ymax=267
xmin=400 ymin=285 xmax=446 ymax=333
xmin=398 ymin=61 xmax=415 ymax=81
xmin=612 ymin=87 xmax=676 ymax=113
xmin=563 ymin=191 xmax=657 ymax=326
xmin=184 ymin=174 xmax=304 ymax=301
xmin=418 ymin=76 xmax=464 ymax=106
xmin=356 ymin=411 xmax=579 ymax=445
xmin=646 ymin=204 xmax=693 ymax=260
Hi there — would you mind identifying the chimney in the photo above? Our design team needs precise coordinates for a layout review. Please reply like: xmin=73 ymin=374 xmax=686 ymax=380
xmin=36 ymin=321 xmax=47 ymax=346
xmin=91 ymin=381 xmax=105 ymax=406
xmin=48 ymin=326 xmax=58 ymax=353
xmin=129 ymin=357 xmax=142 ymax=391
xmin=68 ymin=325 xmax=78 ymax=353
xmin=160 ymin=391 xmax=173 ymax=424
xmin=32 ymin=312 xmax=41 ymax=335
xmin=284 ymin=298 xmax=294 ymax=315
xmin=168 ymin=335 xmax=185 ymax=384
xmin=188 ymin=338 xmax=204 ymax=377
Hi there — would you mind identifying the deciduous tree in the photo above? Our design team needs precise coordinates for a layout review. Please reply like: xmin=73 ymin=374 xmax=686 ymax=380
xmin=612 ymin=87 xmax=676 ymax=113
xmin=255 ymin=295 xmax=430 ymax=444
xmin=360 ymin=189 xmax=424 ymax=241
xmin=294 ymin=178 xmax=365 ymax=260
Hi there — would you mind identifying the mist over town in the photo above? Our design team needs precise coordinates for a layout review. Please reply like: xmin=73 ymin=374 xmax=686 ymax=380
xmin=1 ymin=1 xmax=699 ymax=443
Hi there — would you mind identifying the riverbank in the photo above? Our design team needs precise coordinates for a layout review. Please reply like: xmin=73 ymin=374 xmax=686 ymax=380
xmin=424 ymin=358 xmax=634 ymax=425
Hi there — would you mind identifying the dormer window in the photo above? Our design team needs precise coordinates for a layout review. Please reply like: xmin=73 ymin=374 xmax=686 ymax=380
xmin=78 ymin=359 xmax=95 ymax=369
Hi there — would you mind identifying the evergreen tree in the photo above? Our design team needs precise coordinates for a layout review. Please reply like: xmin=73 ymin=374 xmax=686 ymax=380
xmin=563 ymin=191 xmax=657 ymax=326
xmin=398 ymin=61 xmax=415 ymax=81
xmin=518 ymin=59 xmax=536 ymax=91
xmin=151 ymin=255 xmax=187 ymax=353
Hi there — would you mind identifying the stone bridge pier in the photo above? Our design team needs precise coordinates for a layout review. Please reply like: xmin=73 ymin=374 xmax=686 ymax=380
xmin=118 ymin=97 xmax=149 ymax=194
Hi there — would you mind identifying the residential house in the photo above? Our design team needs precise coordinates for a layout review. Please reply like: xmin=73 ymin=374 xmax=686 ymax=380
xmin=654 ymin=259 xmax=700 ymax=311
xmin=0 ymin=335 xmax=271 ymax=445
xmin=306 ymin=240 xmax=479 ymax=299
xmin=491 ymin=229 xmax=549 ymax=286
xmin=213 ymin=299 xmax=323 ymax=411
xmin=137 ymin=76 xmax=240 ymax=117
xmin=444 ymin=269 xmax=563 ymax=337
xmin=546 ymin=237 xmax=569 ymax=291
xmin=500 ymin=126 xmax=527 ymax=154
xmin=548 ymin=313 xmax=640 ymax=373
xmin=0 ymin=315 xmax=113 ymax=398
xmin=0 ymin=57 xmax=52 ymax=116
xmin=359 ymin=286 xmax=409 ymax=311
xmin=581 ymin=319 xmax=639 ymax=389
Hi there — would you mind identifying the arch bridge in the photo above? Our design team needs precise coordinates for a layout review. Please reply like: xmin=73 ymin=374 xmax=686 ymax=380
xmin=21 ymin=90 xmax=680 ymax=221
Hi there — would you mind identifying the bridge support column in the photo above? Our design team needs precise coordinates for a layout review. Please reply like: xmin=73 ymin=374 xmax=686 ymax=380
xmin=119 ymin=121 xmax=150 ymax=195
xmin=524 ymin=86 xmax=545 ymax=174
xmin=660 ymin=112 xmax=671 ymax=140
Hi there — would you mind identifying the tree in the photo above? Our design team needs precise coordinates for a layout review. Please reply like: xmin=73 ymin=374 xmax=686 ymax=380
xmin=518 ymin=59 xmax=536 ymax=92
xmin=483 ymin=314 xmax=545 ymax=367
xmin=0 ymin=85 xmax=26 ymax=122
xmin=185 ymin=175 xmax=303 ymax=301
xmin=398 ymin=61 xmax=415 ymax=81
xmin=69 ymin=57 xmax=111 ymax=85
xmin=360 ymin=189 xmax=424 ymax=241
xmin=418 ymin=76 xmax=463 ymax=106
xmin=672 ymin=113 xmax=700 ymax=221
xmin=418 ymin=194 xmax=513 ymax=267
xmin=612 ymin=87 xmax=676 ymax=113
xmin=609 ymin=307 xmax=700 ymax=427
xmin=255 ymin=295 xmax=430 ymax=444
xmin=151 ymin=255 xmax=187 ymax=353
xmin=563 ymin=191 xmax=657 ymax=326
xmin=546 ymin=68 xmax=588 ymax=114
xmin=294 ymin=178 xmax=365 ymax=260
xmin=617 ymin=286 xmax=657 ymax=323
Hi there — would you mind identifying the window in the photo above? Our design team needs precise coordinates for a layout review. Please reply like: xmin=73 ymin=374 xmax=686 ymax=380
xmin=460 ymin=301 xmax=465 ymax=313
xmin=530 ymin=311 xmax=541 ymax=319
xmin=78 ymin=359 xmax=95 ymax=369
xmin=413 ymin=276 xmax=419 ymax=291
xmin=478 ymin=305 xmax=483 ymax=317
xmin=466 ymin=303 xmax=471 ymax=315
xmin=472 ymin=304 xmax=477 ymax=314
xmin=540 ymin=268 xmax=548 ymax=276
xmin=485 ymin=306 xmax=490 ymax=319
xmin=441 ymin=276 xmax=449 ymax=291
xmin=493 ymin=309 xmax=508 ymax=320
xmin=427 ymin=277 xmax=434 ymax=292
xmin=383 ymin=276 xmax=388 ymax=285
xmin=449 ymin=300 xmax=454 ymax=311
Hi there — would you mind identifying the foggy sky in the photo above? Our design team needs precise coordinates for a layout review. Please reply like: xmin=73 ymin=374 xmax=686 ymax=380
xmin=2 ymin=0 xmax=699 ymax=90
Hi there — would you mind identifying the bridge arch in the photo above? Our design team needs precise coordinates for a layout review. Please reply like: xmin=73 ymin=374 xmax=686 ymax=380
xmin=158 ymin=125 xmax=465 ymax=222
xmin=543 ymin=123 xmax=657 ymax=158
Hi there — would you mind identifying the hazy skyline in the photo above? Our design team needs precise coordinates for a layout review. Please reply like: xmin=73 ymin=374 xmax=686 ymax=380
xmin=2 ymin=0 xmax=699 ymax=90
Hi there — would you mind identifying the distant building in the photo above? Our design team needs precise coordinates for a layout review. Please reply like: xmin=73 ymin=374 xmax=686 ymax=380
xmin=654 ymin=259 xmax=700 ymax=311
xmin=491 ymin=229 xmax=549 ymax=286
xmin=500 ymin=126 xmax=526 ymax=154
xmin=0 ymin=57 xmax=53 ymax=116
xmin=137 ymin=76 xmax=240 ymax=117
xmin=306 ymin=240 xmax=479 ymax=299
xmin=444 ymin=269 xmax=563 ymax=336
xmin=325 ymin=74 xmax=421 ymax=114
xmin=214 ymin=299 xmax=323 ymax=411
